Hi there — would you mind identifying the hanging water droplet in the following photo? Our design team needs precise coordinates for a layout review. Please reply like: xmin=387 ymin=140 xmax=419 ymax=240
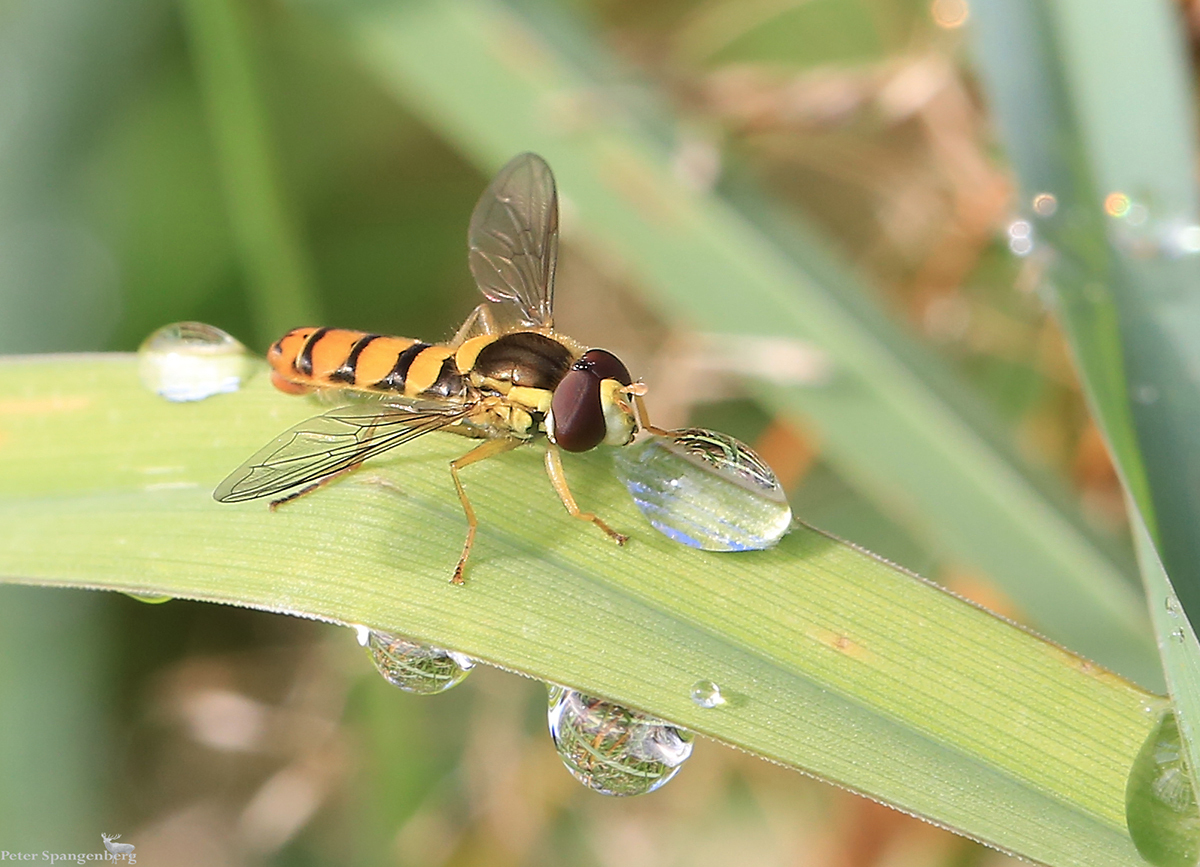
xmin=690 ymin=679 xmax=726 ymax=708
xmin=1126 ymin=710 xmax=1200 ymax=867
xmin=1032 ymin=192 xmax=1058 ymax=217
xmin=546 ymin=685 xmax=694 ymax=796
xmin=359 ymin=627 xmax=475 ymax=695
xmin=138 ymin=321 xmax=252 ymax=402
xmin=614 ymin=428 xmax=792 ymax=552
xmin=1166 ymin=597 xmax=1180 ymax=617
xmin=124 ymin=592 xmax=173 ymax=604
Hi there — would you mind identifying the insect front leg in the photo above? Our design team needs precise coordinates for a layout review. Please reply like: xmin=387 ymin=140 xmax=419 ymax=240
xmin=449 ymin=437 xmax=524 ymax=584
xmin=544 ymin=443 xmax=628 ymax=546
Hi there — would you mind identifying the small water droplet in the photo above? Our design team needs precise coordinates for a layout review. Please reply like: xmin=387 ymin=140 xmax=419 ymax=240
xmin=1127 ymin=203 xmax=1150 ymax=227
xmin=1032 ymin=193 xmax=1058 ymax=217
xmin=930 ymin=0 xmax=968 ymax=29
xmin=124 ymin=592 xmax=173 ymax=604
xmin=1007 ymin=219 xmax=1035 ymax=256
xmin=362 ymin=629 xmax=475 ymax=695
xmin=1126 ymin=710 xmax=1200 ymax=866
xmin=1106 ymin=192 xmax=1132 ymax=218
xmin=690 ymin=679 xmax=726 ymax=708
xmin=1136 ymin=384 xmax=1161 ymax=405
xmin=1166 ymin=598 xmax=1180 ymax=617
xmin=138 ymin=322 xmax=252 ymax=402
xmin=614 ymin=428 xmax=792 ymax=552
xmin=547 ymin=686 xmax=693 ymax=796
xmin=1171 ymin=628 xmax=1186 ymax=644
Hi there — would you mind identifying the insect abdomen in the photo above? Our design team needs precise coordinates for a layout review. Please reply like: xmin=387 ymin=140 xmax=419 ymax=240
xmin=269 ymin=327 xmax=465 ymax=398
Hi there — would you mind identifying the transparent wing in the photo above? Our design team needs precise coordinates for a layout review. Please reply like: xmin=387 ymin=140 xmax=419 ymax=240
xmin=468 ymin=152 xmax=558 ymax=328
xmin=214 ymin=402 xmax=474 ymax=503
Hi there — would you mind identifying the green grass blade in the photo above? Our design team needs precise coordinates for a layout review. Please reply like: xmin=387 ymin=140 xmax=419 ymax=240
xmin=0 ymin=354 xmax=1165 ymax=866
xmin=288 ymin=0 xmax=1161 ymax=687
xmin=180 ymin=0 xmax=322 ymax=341
xmin=969 ymin=0 xmax=1200 ymax=803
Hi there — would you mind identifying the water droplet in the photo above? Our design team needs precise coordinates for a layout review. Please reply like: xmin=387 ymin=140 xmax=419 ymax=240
xmin=1126 ymin=710 xmax=1200 ymax=866
xmin=614 ymin=428 xmax=792 ymax=551
xmin=1167 ymin=597 xmax=1180 ymax=617
xmin=1171 ymin=629 xmax=1186 ymax=644
xmin=690 ymin=679 xmax=726 ymax=708
xmin=361 ymin=628 xmax=475 ymax=695
xmin=1136 ymin=384 xmax=1160 ymax=405
xmin=1007 ymin=219 xmax=1035 ymax=256
xmin=1127 ymin=203 xmax=1150 ymax=227
xmin=1032 ymin=193 xmax=1058 ymax=217
xmin=124 ymin=593 xmax=173 ymax=604
xmin=137 ymin=322 xmax=252 ymax=402
xmin=930 ymin=0 xmax=968 ymax=28
xmin=547 ymin=685 xmax=693 ymax=796
xmin=1106 ymin=192 xmax=1132 ymax=218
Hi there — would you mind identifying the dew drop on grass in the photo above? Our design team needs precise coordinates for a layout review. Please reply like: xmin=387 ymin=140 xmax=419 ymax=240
xmin=614 ymin=428 xmax=792 ymax=552
xmin=124 ymin=593 xmax=173 ymax=604
xmin=356 ymin=626 xmax=475 ymax=695
xmin=1126 ymin=709 xmax=1200 ymax=867
xmin=690 ymin=679 xmax=726 ymax=708
xmin=138 ymin=321 xmax=251 ymax=402
xmin=547 ymin=685 xmax=693 ymax=796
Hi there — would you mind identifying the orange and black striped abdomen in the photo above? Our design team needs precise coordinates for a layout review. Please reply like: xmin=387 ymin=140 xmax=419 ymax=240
xmin=268 ymin=327 xmax=466 ymax=398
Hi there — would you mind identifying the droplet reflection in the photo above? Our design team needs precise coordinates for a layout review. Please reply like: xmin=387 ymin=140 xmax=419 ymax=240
xmin=1126 ymin=710 xmax=1200 ymax=867
xmin=138 ymin=322 xmax=252 ymax=402
xmin=614 ymin=428 xmax=792 ymax=551
xmin=547 ymin=685 xmax=693 ymax=796
xmin=358 ymin=627 xmax=475 ymax=695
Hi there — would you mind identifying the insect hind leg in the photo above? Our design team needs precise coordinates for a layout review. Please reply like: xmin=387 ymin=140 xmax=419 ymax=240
xmin=269 ymin=462 xmax=364 ymax=510
xmin=449 ymin=437 xmax=524 ymax=584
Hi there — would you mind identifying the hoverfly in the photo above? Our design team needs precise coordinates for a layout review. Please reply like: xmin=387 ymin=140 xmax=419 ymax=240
xmin=214 ymin=153 xmax=654 ymax=584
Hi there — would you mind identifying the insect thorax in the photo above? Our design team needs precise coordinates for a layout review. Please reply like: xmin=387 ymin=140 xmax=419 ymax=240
xmin=470 ymin=331 xmax=576 ymax=391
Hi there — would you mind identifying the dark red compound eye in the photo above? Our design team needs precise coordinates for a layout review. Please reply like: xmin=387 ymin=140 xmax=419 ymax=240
xmin=573 ymin=348 xmax=632 ymax=386
xmin=550 ymin=368 xmax=605 ymax=452
xmin=550 ymin=349 xmax=633 ymax=453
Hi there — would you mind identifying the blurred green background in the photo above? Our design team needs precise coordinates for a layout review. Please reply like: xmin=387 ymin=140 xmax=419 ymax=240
xmin=1 ymin=0 xmax=1179 ymax=862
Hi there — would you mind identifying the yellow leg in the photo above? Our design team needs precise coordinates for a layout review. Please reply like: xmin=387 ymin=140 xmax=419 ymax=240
xmin=450 ymin=437 xmax=523 ymax=585
xmin=544 ymin=443 xmax=628 ymax=546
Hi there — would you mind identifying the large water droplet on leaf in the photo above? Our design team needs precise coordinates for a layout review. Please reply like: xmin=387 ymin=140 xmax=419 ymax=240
xmin=1126 ymin=709 xmax=1200 ymax=867
xmin=138 ymin=321 xmax=251 ymax=402
xmin=614 ymin=427 xmax=792 ymax=551
xmin=359 ymin=627 xmax=475 ymax=695
xmin=547 ymin=685 xmax=693 ymax=796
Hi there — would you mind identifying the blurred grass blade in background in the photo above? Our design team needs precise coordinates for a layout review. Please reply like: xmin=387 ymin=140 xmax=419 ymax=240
xmin=300 ymin=0 xmax=1162 ymax=686
xmin=0 ymin=0 xmax=166 ymax=851
xmin=968 ymin=0 xmax=1200 ymax=810
xmin=180 ymin=0 xmax=323 ymax=341
xmin=0 ymin=355 xmax=1169 ymax=866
